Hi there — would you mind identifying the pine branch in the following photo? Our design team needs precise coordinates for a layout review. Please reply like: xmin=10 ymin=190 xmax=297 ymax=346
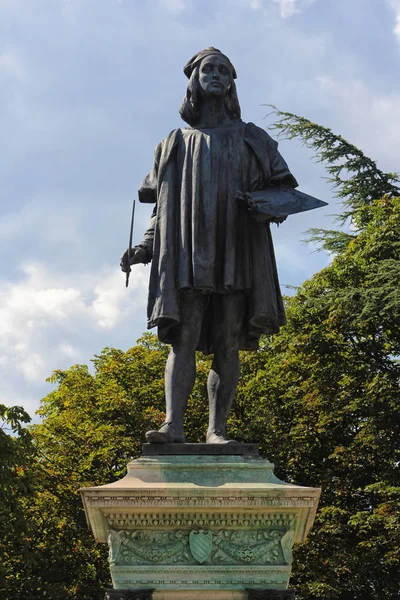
xmin=266 ymin=106 xmax=400 ymax=226
xmin=304 ymin=229 xmax=356 ymax=253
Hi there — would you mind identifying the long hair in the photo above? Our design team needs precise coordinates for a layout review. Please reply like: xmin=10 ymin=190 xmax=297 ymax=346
xmin=179 ymin=65 xmax=241 ymax=126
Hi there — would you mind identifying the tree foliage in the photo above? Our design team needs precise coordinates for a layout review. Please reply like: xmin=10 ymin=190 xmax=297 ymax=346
xmin=0 ymin=405 xmax=35 ymax=594
xmin=0 ymin=336 xmax=212 ymax=599
xmin=267 ymin=105 xmax=400 ymax=247
xmin=2 ymin=113 xmax=400 ymax=599
xmin=232 ymin=195 xmax=400 ymax=599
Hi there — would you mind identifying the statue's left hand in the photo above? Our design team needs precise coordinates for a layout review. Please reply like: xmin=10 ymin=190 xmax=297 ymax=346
xmin=237 ymin=190 xmax=272 ymax=222
xmin=237 ymin=190 xmax=287 ymax=224
xmin=236 ymin=190 xmax=261 ymax=218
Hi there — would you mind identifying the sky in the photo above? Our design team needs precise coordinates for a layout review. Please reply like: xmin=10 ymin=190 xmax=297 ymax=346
xmin=1 ymin=0 xmax=400 ymax=420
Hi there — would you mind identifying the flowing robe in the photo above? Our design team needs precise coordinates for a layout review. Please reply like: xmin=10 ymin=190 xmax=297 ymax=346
xmin=138 ymin=120 xmax=298 ymax=353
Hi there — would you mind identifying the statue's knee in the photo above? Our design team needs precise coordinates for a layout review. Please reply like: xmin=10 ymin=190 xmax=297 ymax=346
xmin=172 ymin=328 xmax=199 ymax=353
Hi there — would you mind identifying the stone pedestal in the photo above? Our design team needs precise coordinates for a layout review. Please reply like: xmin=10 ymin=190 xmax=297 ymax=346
xmin=81 ymin=445 xmax=320 ymax=600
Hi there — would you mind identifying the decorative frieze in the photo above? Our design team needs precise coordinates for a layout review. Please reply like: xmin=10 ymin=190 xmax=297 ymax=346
xmin=109 ymin=528 xmax=295 ymax=566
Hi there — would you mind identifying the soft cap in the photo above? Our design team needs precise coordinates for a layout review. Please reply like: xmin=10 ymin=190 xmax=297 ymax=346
xmin=183 ymin=47 xmax=237 ymax=79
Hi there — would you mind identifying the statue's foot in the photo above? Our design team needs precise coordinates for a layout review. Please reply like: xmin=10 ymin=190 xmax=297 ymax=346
xmin=206 ymin=429 xmax=237 ymax=444
xmin=145 ymin=422 xmax=186 ymax=444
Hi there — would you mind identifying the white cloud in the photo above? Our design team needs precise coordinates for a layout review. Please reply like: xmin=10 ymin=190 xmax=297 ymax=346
xmin=92 ymin=267 xmax=147 ymax=329
xmin=59 ymin=342 xmax=79 ymax=360
xmin=388 ymin=1 xmax=400 ymax=40
xmin=20 ymin=353 xmax=47 ymax=383
xmin=0 ymin=264 xmax=84 ymax=382
xmin=0 ymin=260 xmax=148 ymax=410
xmin=0 ymin=266 xmax=82 ymax=339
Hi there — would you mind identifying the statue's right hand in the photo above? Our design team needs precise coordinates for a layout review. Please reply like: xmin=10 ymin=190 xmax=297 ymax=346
xmin=120 ymin=246 xmax=149 ymax=272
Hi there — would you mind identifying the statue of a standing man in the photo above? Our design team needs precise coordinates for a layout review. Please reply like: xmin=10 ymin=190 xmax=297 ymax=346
xmin=121 ymin=48 xmax=298 ymax=444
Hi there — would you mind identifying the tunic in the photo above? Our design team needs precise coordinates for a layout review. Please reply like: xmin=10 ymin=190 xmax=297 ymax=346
xmin=138 ymin=120 xmax=298 ymax=353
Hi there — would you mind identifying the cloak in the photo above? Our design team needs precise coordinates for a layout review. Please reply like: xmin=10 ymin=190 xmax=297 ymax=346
xmin=138 ymin=121 xmax=298 ymax=353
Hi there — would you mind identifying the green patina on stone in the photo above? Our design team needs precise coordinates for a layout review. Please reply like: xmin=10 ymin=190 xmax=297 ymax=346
xmin=109 ymin=527 xmax=294 ymax=566
xmin=81 ymin=453 xmax=320 ymax=594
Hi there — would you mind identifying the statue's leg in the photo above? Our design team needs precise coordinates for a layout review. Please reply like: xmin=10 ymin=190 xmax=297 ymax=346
xmin=146 ymin=291 xmax=208 ymax=443
xmin=206 ymin=293 xmax=245 ymax=444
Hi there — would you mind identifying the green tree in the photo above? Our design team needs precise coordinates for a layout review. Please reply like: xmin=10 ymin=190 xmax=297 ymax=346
xmin=267 ymin=105 xmax=400 ymax=240
xmin=0 ymin=405 xmax=35 ymax=594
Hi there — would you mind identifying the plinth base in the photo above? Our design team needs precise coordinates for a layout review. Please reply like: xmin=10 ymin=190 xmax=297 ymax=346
xmin=81 ymin=446 xmax=319 ymax=597
xmin=141 ymin=443 xmax=260 ymax=456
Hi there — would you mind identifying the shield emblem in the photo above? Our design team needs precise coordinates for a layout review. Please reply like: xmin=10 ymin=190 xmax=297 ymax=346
xmin=189 ymin=530 xmax=213 ymax=563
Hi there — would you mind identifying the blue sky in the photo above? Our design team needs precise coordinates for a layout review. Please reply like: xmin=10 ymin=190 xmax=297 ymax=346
xmin=1 ymin=0 xmax=400 ymax=418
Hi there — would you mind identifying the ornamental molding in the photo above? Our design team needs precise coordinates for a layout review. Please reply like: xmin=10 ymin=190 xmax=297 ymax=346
xmin=111 ymin=564 xmax=290 ymax=587
xmin=112 ymin=565 xmax=290 ymax=574
xmin=105 ymin=512 xmax=296 ymax=530
xmin=111 ymin=565 xmax=291 ymax=589
xmin=86 ymin=495 xmax=315 ymax=508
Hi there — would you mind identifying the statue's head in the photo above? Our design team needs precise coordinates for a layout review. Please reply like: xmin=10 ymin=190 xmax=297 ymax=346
xmin=179 ymin=47 xmax=241 ymax=126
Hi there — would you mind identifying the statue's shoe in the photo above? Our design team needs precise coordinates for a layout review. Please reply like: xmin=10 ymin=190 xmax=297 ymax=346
xmin=145 ymin=422 xmax=186 ymax=444
xmin=206 ymin=430 xmax=237 ymax=444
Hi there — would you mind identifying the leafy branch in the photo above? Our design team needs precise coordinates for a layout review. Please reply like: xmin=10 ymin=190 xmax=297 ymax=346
xmin=266 ymin=106 xmax=400 ymax=252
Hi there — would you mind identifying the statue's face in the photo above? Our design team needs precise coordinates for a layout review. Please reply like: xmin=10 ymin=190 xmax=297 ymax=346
xmin=198 ymin=54 xmax=231 ymax=97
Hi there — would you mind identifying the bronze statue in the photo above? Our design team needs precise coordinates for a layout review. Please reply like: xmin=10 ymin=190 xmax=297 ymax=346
xmin=121 ymin=48 xmax=322 ymax=444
